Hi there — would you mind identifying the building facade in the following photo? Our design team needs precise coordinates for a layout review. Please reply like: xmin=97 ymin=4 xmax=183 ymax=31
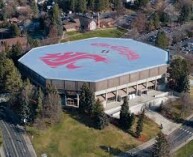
xmin=18 ymin=37 xmax=169 ymax=108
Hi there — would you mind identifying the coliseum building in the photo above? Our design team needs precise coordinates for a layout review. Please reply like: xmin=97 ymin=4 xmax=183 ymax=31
xmin=18 ymin=37 xmax=169 ymax=108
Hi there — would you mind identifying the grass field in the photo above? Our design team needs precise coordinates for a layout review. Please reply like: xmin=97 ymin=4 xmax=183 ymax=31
xmin=30 ymin=111 xmax=160 ymax=157
xmin=174 ymin=140 xmax=193 ymax=157
xmin=62 ymin=28 xmax=127 ymax=42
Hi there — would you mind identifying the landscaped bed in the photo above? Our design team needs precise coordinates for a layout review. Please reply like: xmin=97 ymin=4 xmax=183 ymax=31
xmin=29 ymin=110 xmax=160 ymax=157
xmin=62 ymin=28 xmax=127 ymax=42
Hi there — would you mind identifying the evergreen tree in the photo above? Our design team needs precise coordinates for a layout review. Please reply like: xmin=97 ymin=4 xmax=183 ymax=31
xmin=88 ymin=0 xmax=95 ymax=10
xmin=153 ymin=12 xmax=160 ymax=29
xmin=10 ymin=24 xmax=20 ymax=37
xmin=3 ymin=59 xmax=23 ymax=93
xmin=155 ymin=31 xmax=169 ymax=49
xmin=69 ymin=0 xmax=76 ymax=11
xmin=152 ymin=132 xmax=170 ymax=157
xmin=31 ymin=0 xmax=39 ymax=17
xmin=93 ymin=99 xmax=109 ymax=129
xmin=51 ymin=3 xmax=63 ymax=36
xmin=0 ymin=52 xmax=7 ymax=91
xmin=168 ymin=57 xmax=190 ymax=93
xmin=79 ymin=83 xmax=95 ymax=115
xmin=36 ymin=88 xmax=44 ymax=117
xmin=179 ymin=4 xmax=191 ymax=23
xmin=8 ymin=42 xmax=23 ymax=62
xmin=96 ymin=0 xmax=108 ymax=11
xmin=114 ymin=0 xmax=123 ymax=14
xmin=77 ymin=0 xmax=87 ymax=13
xmin=135 ymin=0 xmax=149 ymax=7
xmin=19 ymin=79 xmax=34 ymax=122
xmin=135 ymin=109 xmax=145 ymax=138
xmin=119 ymin=97 xmax=135 ymax=130
xmin=160 ymin=12 xmax=170 ymax=26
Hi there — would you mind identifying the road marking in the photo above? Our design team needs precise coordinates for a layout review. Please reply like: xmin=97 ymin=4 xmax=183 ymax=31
xmin=180 ymin=128 xmax=193 ymax=135
xmin=2 ymin=121 xmax=20 ymax=157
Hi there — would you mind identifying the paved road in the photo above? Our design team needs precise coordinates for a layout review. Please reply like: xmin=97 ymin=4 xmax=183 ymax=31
xmin=0 ymin=106 xmax=32 ymax=157
xmin=167 ymin=117 xmax=193 ymax=150
xmin=119 ymin=116 xmax=193 ymax=157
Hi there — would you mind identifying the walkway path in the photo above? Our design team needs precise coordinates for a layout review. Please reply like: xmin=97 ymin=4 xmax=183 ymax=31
xmin=145 ymin=110 xmax=180 ymax=135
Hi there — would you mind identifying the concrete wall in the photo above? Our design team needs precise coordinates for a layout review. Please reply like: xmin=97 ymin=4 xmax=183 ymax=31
xmin=21 ymin=62 xmax=167 ymax=93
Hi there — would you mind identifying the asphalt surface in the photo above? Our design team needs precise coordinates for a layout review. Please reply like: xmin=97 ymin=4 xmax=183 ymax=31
xmin=0 ymin=106 xmax=32 ymax=157
xmin=123 ymin=116 xmax=193 ymax=157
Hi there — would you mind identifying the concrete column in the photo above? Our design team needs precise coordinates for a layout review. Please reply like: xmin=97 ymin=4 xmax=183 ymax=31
xmin=116 ymin=89 xmax=118 ymax=102
xmin=105 ymin=92 xmax=107 ymax=106
xmin=136 ymin=84 xmax=138 ymax=95
xmin=76 ymin=94 xmax=79 ymax=107
xmin=126 ymin=85 xmax=128 ymax=95
xmin=155 ymin=80 xmax=157 ymax=90
xmin=64 ymin=95 xmax=67 ymax=106
xmin=146 ymin=81 xmax=148 ymax=90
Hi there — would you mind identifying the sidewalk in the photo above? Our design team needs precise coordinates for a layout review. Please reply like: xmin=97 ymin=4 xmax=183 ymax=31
xmin=0 ymin=146 xmax=5 ymax=157
xmin=22 ymin=133 xmax=37 ymax=157
xmin=145 ymin=110 xmax=180 ymax=135
xmin=116 ymin=112 xmax=193 ymax=157
xmin=116 ymin=138 xmax=155 ymax=157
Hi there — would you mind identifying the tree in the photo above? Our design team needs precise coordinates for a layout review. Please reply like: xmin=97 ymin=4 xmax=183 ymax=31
xmin=36 ymin=88 xmax=44 ymax=117
xmin=153 ymin=12 xmax=160 ymax=29
xmin=88 ymin=0 xmax=95 ymax=10
xmin=30 ymin=0 xmax=38 ymax=17
xmin=179 ymin=4 xmax=191 ymax=23
xmin=168 ymin=57 xmax=190 ymax=93
xmin=19 ymin=79 xmax=35 ymax=122
xmin=0 ymin=52 xmax=7 ymax=91
xmin=155 ymin=31 xmax=169 ymax=49
xmin=10 ymin=24 xmax=20 ymax=37
xmin=42 ymin=84 xmax=62 ymax=124
xmin=96 ymin=0 xmax=109 ymax=11
xmin=77 ymin=0 xmax=87 ymax=13
xmin=135 ymin=109 xmax=145 ymax=138
xmin=132 ymin=13 xmax=147 ymax=33
xmin=160 ymin=12 xmax=170 ymax=26
xmin=114 ymin=0 xmax=123 ymax=11
xmin=135 ymin=0 xmax=149 ymax=7
xmin=8 ymin=42 xmax=23 ymax=62
xmin=119 ymin=97 xmax=135 ymax=130
xmin=51 ymin=3 xmax=63 ymax=36
xmin=79 ymin=83 xmax=95 ymax=115
xmin=2 ymin=59 xmax=23 ymax=93
xmin=152 ymin=132 xmax=170 ymax=157
xmin=69 ymin=0 xmax=76 ymax=11
xmin=92 ymin=99 xmax=109 ymax=129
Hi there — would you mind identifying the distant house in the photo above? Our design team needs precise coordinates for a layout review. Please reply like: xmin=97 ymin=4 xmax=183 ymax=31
xmin=79 ymin=15 xmax=97 ymax=31
xmin=63 ymin=19 xmax=80 ymax=32
xmin=0 ymin=37 xmax=27 ymax=52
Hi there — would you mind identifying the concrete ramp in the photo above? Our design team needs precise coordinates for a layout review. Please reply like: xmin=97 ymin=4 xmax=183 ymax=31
xmin=145 ymin=110 xmax=180 ymax=135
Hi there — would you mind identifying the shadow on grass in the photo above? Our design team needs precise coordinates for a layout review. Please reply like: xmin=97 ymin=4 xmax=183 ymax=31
xmin=100 ymin=145 xmax=136 ymax=157
xmin=63 ymin=107 xmax=95 ymax=128
xmin=109 ymin=116 xmax=137 ymax=138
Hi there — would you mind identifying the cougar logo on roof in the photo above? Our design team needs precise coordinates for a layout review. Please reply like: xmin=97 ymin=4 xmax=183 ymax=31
xmin=91 ymin=43 xmax=140 ymax=60
xmin=40 ymin=52 xmax=108 ymax=69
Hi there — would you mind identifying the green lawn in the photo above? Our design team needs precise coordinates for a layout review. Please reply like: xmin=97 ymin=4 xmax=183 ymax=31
xmin=174 ymin=140 xmax=193 ymax=157
xmin=30 ymin=111 xmax=160 ymax=157
xmin=62 ymin=28 xmax=127 ymax=42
